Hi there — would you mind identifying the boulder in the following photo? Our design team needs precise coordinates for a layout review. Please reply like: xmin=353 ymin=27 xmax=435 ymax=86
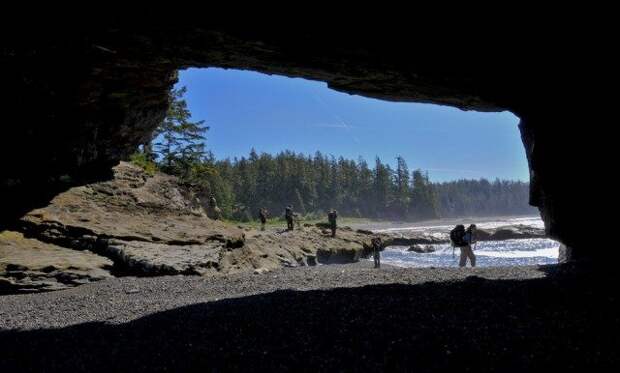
xmin=316 ymin=247 xmax=361 ymax=264
xmin=487 ymin=225 xmax=546 ymax=240
xmin=408 ymin=245 xmax=436 ymax=253
xmin=474 ymin=229 xmax=493 ymax=240
xmin=0 ymin=231 xmax=113 ymax=294
xmin=383 ymin=236 xmax=445 ymax=246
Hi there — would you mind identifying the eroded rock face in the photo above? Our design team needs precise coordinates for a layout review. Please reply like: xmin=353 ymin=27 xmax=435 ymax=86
xmin=0 ymin=231 xmax=113 ymax=294
xmin=1 ymin=162 xmax=383 ymax=291
xmin=2 ymin=27 xmax=592 ymax=261
xmin=13 ymin=162 xmax=246 ymax=277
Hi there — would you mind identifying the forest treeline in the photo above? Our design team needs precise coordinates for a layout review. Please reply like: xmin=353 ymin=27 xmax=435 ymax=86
xmin=191 ymin=150 xmax=535 ymax=221
xmin=132 ymin=86 xmax=536 ymax=222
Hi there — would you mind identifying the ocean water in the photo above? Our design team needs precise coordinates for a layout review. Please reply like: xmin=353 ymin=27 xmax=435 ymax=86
xmin=374 ymin=216 xmax=545 ymax=237
xmin=381 ymin=238 xmax=559 ymax=268
xmin=373 ymin=216 xmax=559 ymax=268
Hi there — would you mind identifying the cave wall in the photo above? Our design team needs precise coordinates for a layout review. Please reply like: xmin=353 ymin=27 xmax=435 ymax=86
xmin=1 ymin=27 xmax=592 ymax=261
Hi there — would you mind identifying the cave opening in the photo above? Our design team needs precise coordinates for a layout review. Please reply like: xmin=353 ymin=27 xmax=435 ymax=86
xmin=1 ymin=27 xmax=593 ymax=268
xmin=3 ymin=28 xmax=612 ymax=371
xmin=153 ymin=67 xmax=559 ymax=268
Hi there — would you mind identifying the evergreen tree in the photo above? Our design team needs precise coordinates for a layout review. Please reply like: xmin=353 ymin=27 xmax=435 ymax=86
xmin=152 ymin=86 xmax=209 ymax=179
xmin=373 ymin=157 xmax=392 ymax=218
xmin=394 ymin=155 xmax=411 ymax=216
xmin=410 ymin=169 xmax=440 ymax=220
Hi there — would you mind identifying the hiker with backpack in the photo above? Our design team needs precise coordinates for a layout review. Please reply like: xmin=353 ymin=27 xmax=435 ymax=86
xmin=371 ymin=237 xmax=383 ymax=268
xmin=258 ymin=207 xmax=268 ymax=231
xmin=285 ymin=205 xmax=295 ymax=231
xmin=450 ymin=224 xmax=477 ymax=267
xmin=327 ymin=209 xmax=338 ymax=237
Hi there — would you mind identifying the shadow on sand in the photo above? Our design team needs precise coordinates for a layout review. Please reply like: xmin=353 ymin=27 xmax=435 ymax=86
xmin=1 ymin=266 xmax=618 ymax=372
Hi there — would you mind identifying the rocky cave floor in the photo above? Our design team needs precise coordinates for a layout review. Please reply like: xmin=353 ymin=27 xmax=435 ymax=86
xmin=1 ymin=262 xmax=618 ymax=372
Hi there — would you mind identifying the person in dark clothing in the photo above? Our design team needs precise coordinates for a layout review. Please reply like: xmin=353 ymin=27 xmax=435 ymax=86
xmin=371 ymin=237 xmax=382 ymax=268
xmin=460 ymin=224 xmax=477 ymax=267
xmin=285 ymin=205 xmax=294 ymax=231
xmin=327 ymin=209 xmax=338 ymax=237
xmin=258 ymin=208 xmax=268 ymax=231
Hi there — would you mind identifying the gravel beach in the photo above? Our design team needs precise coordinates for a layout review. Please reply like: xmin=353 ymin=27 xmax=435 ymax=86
xmin=0 ymin=262 xmax=547 ymax=329
xmin=1 ymin=262 xmax=617 ymax=371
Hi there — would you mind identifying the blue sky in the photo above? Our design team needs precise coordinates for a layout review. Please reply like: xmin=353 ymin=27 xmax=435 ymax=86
xmin=177 ymin=68 xmax=528 ymax=182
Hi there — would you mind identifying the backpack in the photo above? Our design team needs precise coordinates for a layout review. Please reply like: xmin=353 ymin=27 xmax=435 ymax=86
xmin=450 ymin=225 xmax=467 ymax=247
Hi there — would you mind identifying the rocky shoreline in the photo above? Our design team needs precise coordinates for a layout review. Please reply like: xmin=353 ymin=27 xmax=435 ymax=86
xmin=1 ymin=163 xmax=385 ymax=294
xmin=1 ymin=162 xmax=549 ymax=294
xmin=379 ymin=225 xmax=546 ymax=247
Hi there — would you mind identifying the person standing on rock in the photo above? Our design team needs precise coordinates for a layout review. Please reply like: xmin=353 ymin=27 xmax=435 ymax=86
xmin=327 ymin=209 xmax=338 ymax=237
xmin=371 ymin=237 xmax=382 ymax=268
xmin=259 ymin=208 xmax=268 ymax=231
xmin=208 ymin=194 xmax=221 ymax=220
xmin=285 ymin=205 xmax=294 ymax=231
xmin=293 ymin=212 xmax=302 ymax=230
xmin=459 ymin=224 xmax=477 ymax=267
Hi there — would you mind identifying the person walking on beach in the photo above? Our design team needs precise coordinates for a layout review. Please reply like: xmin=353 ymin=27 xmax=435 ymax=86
xmin=259 ymin=208 xmax=268 ymax=231
xmin=459 ymin=224 xmax=477 ymax=267
xmin=371 ymin=237 xmax=382 ymax=268
xmin=327 ymin=209 xmax=338 ymax=237
xmin=285 ymin=205 xmax=294 ymax=231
